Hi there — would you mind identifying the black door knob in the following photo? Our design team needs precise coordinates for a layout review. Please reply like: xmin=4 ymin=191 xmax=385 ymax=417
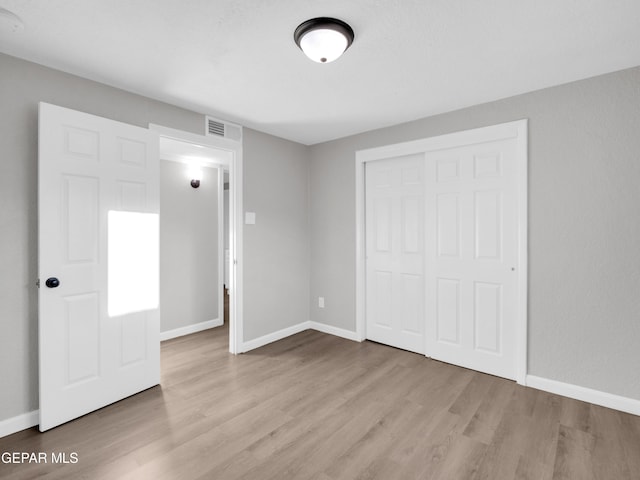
xmin=45 ymin=277 xmax=60 ymax=288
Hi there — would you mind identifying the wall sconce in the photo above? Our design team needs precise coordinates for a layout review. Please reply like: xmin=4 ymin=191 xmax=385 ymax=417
xmin=188 ymin=165 xmax=203 ymax=189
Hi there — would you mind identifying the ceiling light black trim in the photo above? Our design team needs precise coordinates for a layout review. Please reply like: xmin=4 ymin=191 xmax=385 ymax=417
xmin=294 ymin=17 xmax=355 ymax=53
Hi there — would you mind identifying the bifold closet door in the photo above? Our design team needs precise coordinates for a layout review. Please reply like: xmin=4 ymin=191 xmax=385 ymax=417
xmin=424 ymin=138 xmax=518 ymax=380
xmin=364 ymin=135 xmax=519 ymax=380
xmin=365 ymin=154 xmax=425 ymax=354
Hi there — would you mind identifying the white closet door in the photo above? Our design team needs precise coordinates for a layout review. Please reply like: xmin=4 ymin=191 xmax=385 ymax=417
xmin=38 ymin=102 xmax=160 ymax=431
xmin=365 ymin=154 xmax=425 ymax=354
xmin=425 ymin=138 xmax=518 ymax=380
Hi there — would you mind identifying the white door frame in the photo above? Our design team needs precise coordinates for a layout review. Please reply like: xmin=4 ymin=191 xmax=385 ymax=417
xmin=355 ymin=119 xmax=528 ymax=384
xmin=150 ymin=124 xmax=243 ymax=354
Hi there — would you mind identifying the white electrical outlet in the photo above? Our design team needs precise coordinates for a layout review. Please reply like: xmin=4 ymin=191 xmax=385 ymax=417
xmin=318 ymin=297 xmax=325 ymax=308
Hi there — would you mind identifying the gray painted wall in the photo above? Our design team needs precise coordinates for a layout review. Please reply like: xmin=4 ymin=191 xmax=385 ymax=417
xmin=243 ymin=128 xmax=310 ymax=341
xmin=160 ymin=161 xmax=219 ymax=332
xmin=309 ymin=66 xmax=640 ymax=401
xmin=0 ymin=53 xmax=309 ymax=423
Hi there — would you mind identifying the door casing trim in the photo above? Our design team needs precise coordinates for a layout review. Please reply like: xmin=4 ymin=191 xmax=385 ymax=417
xmin=151 ymin=124 xmax=243 ymax=354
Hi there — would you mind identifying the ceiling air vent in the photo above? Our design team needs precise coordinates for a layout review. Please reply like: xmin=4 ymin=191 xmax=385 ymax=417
xmin=205 ymin=116 xmax=242 ymax=142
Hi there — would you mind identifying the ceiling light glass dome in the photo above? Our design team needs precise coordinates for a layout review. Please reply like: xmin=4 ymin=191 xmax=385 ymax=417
xmin=294 ymin=17 xmax=354 ymax=63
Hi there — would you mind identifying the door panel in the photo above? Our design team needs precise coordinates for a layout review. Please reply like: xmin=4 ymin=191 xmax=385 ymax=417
xmin=373 ymin=271 xmax=393 ymax=328
xmin=474 ymin=190 xmax=502 ymax=260
xmin=474 ymin=282 xmax=502 ymax=353
xmin=436 ymin=278 xmax=460 ymax=345
xmin=401 ymin=197 xmax=421 ymax=253
xmin=116 ymin=181 xmax=147 ymax=211
xmin=425 ymin=138 xmax=517 ymax=380
xmin=66 ymin=293 xmax=100 ymax=383
xmin=365 ymin=155 xmax=425 ymax=354
xmin=437 ymin=193 xmax=460 ymax=257
xmin=64 ymin=175 xmax=99 ymax=262
xmin=39 ymin=102 xmax=160 ymax=431
xmin=374 ymin=197 xmax=392 ymax=252
xmin=400 ymin=273 xmax=422 ymax=334
xmin=121 ymin=312 xmax=148 ymax=366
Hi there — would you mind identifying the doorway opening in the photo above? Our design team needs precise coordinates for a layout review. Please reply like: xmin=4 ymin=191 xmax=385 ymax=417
xmin=152 ymin=124 xmax=243 ymax=354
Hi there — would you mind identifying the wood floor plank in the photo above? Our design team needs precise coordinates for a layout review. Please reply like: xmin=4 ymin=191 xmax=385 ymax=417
xmin=322 ymin=399 xmax=424 ymax=479
xmin=394 ymin=410 xmax=465 ymax=477
xmin=264 ymin=399 xmax=392 ymax=480
xmin=352 ymin=457 xmax=403 ymax=480
xmin=1 ymin=324 xmax=640 ymax=480
xmin=448 ymin=372 xmax=497 ymax=421
xmin=515 ymin=456 xmax=552 ymax=480
xmin=520 ymin=390 xmax=563 ymax=469
xmin=586 ymin=404 xmax=633 ymax=479
xmin=430 ymin=434 xmax=488 ymax=480
xmin=472 ymin=409 xmax=534 ymax=479
xmin=558 ymin=396 xmax=592 ymax=433
xmin=463 ymin=374 xmax=516 ymax=445
xmin=618 ymin=410 xmax=640 ymax=475
xmin=552 ymin=424 xmax=597 ymax=480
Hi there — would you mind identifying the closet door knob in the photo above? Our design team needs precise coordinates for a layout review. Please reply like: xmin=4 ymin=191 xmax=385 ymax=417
xmin=45 ymin=277 xmax=60 ymax=288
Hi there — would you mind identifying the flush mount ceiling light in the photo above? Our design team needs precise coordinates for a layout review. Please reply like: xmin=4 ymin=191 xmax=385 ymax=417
xmin=0 ymin=7 xmax=25 ymax=32
xmin=294 ymin=17 xmax=354 ymax=63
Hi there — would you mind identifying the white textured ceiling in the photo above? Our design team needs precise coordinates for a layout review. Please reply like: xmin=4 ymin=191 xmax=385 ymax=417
xmin=1 ymin=1 xmax=639 ymax=145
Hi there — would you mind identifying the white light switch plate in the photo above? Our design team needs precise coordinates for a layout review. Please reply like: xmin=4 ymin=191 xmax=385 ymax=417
xmin=245 ymin=212 xmax=256 ymax=224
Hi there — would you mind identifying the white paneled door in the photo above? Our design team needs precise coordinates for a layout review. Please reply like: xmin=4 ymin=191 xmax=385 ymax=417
xmin=38 ymin=103 xmax=160 ymax=431
xmin=424 ymin=138 xmax=518 ymax=380
xmin=365 ymin=154 xmax=425 ymax=354
xmin=363 ymin=124 xmax=523 ymax=380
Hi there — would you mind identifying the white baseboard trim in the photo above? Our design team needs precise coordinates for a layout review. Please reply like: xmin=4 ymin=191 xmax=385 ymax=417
xmin=160 ymin=318 xmax=223 ymax=342
xmin=526 ymin=375 xmax=640 ymax=417
xmin=240 ymin=321 xmax=363 ymax=353
xmin=309 ymin=321 xmax=362 ymax=342
xmin=241 ymin=321 xmax=311 ymax=353
xmin=0 ymin=410 xmax=39 ymax=439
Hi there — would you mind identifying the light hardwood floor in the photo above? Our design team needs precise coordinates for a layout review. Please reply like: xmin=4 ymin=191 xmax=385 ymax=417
xmin=2 ymin=324 xmax=640 ymax=479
